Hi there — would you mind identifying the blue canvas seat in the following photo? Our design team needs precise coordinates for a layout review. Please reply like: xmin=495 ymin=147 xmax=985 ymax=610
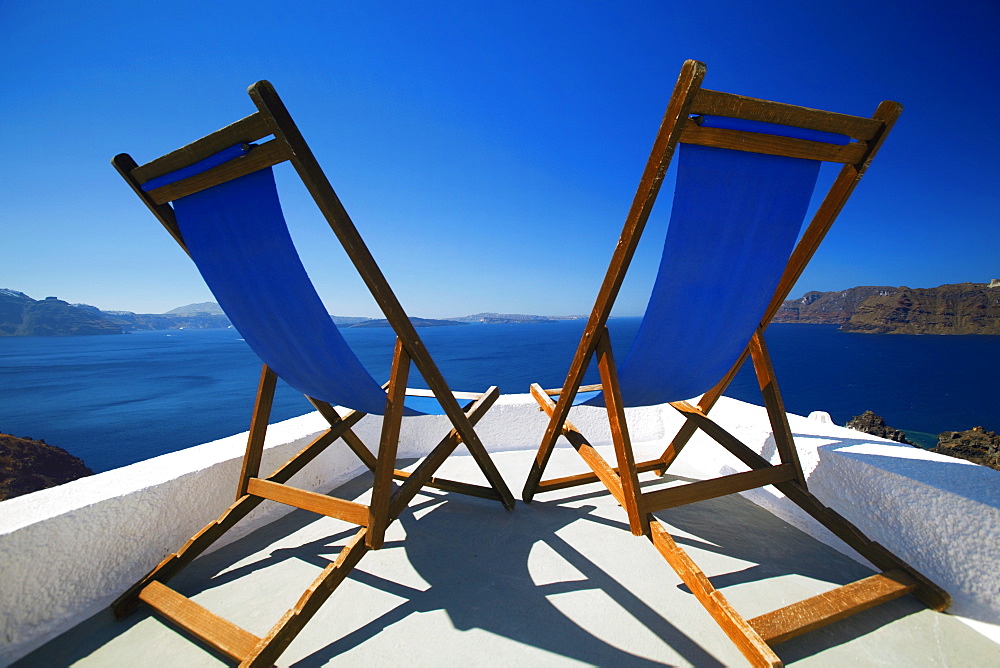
xmin=110 ymin=81 xmax=513 ymax=667
xmin=522 ymin=60 xmax=948 ymax=667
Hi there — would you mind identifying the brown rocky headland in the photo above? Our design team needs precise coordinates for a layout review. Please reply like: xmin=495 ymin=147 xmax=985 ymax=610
xmin=0 ymin=433 xmax=93 ymax=501
xmin=933 ymin=427 xmax=1000 ymax=471
xmin=774 ymin=282 xmax=1000 ymax=334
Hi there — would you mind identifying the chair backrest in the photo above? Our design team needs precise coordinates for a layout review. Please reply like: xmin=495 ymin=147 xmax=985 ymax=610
xmin=580 ymin=117 xmax=847 ymax=407
xmin=569 ymin=60 xmax=900 ymax=409
xmin=114 ymin=84 xmax=453 ymax=417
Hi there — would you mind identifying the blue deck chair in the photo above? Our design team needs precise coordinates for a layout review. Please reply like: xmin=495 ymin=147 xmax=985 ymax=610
xmin=521 ymin=61 xmax=948 ymax=666
xmin=110 ymin=81 xmax=514 ymax=667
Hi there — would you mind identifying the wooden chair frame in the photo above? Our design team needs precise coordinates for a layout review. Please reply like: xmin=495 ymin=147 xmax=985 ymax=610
xmin=110 ymin=81 xmax=515 ymax=667
xmin=521 ymin=60 xmax=949 ymax=667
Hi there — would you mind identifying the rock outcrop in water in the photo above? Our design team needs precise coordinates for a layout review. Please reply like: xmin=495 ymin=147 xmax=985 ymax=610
xmin=933 ymin=427 xmax=1000 ymax=471
xmin=774 ymin=282 xmax=1000 ymax=334
xmin=0 ymin=433 xmax=94 ymax=500
xmin=845 ymin=411 xmax=914 ymax=445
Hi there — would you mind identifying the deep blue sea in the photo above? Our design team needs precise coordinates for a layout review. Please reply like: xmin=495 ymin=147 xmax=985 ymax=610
xmin=1 ymin=321 xmax=997 ymax=473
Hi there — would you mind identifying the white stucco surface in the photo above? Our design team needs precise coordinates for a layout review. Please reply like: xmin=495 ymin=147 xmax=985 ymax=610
xmin=0 ymin=394 xmax=996 ymax=665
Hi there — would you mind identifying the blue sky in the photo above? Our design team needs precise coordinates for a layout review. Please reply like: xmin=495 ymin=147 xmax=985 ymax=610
xmin=2 ymin=1 xmax=997 ymax=318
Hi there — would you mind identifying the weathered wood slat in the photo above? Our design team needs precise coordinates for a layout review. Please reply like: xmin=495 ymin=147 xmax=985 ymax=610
xmin=690 ymin=89 xmax=882 ymax=140
xmin=237 ymin=365 xmax=278 ymax=499
xmin=596 ymin=329 xmax=647 ymax=535
xmin=680 ymin=125 xmax=868 ymax=163
xmin=748 ymin=569 xmax=918 ymax=645
xmin=368 ymin=338 xmax=409 ymax=549
xmin=392 ymin=469 xmax=502 ymax=500
xmin=648 ymin=521 xmax=781 ymax=667
xmin=643 ymin=464 xmax=796 ymax=512
xmin=132 ymin=113 xmax=274 ymax=183
xmin=147 ymin=139 xmax=291 ymax=204
xmin=246 ymin=478 xmax=369 ymax=526
xmin=537 ymin=458 xmax=664 ymax=493
xmin=140 ymin=581 xmax=261 ymax=662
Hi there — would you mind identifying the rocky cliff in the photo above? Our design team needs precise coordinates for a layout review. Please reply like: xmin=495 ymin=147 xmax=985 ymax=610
xmin=773 ymin=286 xmax=896 ymax=325
xmin=842 ymin=283 xmax=1000 ymax=334
xmin=845 ymin=411 xmax=914 ymax=445
xmin=0 ymin=433 xmax=93 ymax=500
xmin=933 ymin=427 xmax=1000 ymax=471
xmin=775 ymin=282 xmax=1000 ymax=334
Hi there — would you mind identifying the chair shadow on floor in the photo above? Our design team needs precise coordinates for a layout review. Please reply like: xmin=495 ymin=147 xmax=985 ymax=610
xmin=19 ymin=465 xmax=938 ymax=667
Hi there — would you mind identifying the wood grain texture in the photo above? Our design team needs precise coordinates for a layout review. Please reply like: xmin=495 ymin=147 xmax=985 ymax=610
xmin=690 ymin=89 xmax=883 ymax=140
xmin=536 ymin=458 xmax=664 ymax=493
xmin=748 ymin=332 xmax=806 ymax=487
xmin=596 ymin=329 xmax=647 ymax=535
xmin=368 ymin=338 xmax=409 ymax=548
xmin=237 ymin=365 xmax=278 ymax=499
xmin=246 ymin=477 xmax=370 ymax=526
xmin=147 ymin=139 xmax=291 ymax=205
xmin=680 ymin=125 xmax=867 ymax=163
xmin=643 ymin=464 xmax=796 ymax=512
xmin=139 ymin=581 xmax=261 ymax=662
xmin=748 ymin=570 xmax=918 ymax=645
xmin=648 ymin=521 xmax=781 ymax=667
xmin=131 ymin=112 xmax=273 ymax=183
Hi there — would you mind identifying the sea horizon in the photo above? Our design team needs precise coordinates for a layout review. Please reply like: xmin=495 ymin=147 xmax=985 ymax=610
xmin=1 ymin=320 xmax=997 ymax=473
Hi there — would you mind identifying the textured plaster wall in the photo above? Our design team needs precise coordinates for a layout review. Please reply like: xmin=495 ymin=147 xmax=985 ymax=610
xmin=0 ymin=394 xmax=996 ymax=664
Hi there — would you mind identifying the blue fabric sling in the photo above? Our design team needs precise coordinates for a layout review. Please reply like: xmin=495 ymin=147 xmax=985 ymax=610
xmin=578 ymin=116 xmax=849 ymax=408
xmin=143 ymin=148 xmax=443 ymax=416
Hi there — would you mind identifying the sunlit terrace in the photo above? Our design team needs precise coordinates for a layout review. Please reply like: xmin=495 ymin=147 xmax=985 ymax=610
xmin=2 ymin=395 xmax=998 ymax=666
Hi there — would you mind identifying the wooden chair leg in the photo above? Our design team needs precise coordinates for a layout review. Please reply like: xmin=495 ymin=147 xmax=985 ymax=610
xmin=237 ymin=365 xmax=278 ymax=499
xmin=240 ymin=528 xmax=371 ymax=667
xmin=368 ymin=337 xmax=409 ymax=549
xmin=748 ymin=331 xmax=806 ymax=487
xmin=596 ymin=328 xmax=647 ymax=536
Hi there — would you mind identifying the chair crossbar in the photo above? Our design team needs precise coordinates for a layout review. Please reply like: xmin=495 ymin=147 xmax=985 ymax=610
xmin=642 ymin=464 xmax=797 ymax=512
xmin=392 ymin=469 xmax=503 ymax=500
xmin=146 ymin=139 xmax=291 ymax=205
xmin=679 ymin=125 xmax=868 ymax=163
xmin=246 ymin=477 xmax=370 ymax=526
xmin=690 ymin=88 xmax=883 ymax=141
xmin=139 ymin=581 xmax=262 ymax=662
xmin=536 ymin=458 xmax=665 ymax=493
xmin=131 ymin=113 xmax=274 ymax=183
xmin=747 ymin=569 xmax=918 ymax=646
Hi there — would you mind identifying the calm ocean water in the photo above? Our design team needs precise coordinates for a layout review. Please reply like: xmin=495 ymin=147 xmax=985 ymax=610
xmin=1 ymin=320 xmax=997 ymax=472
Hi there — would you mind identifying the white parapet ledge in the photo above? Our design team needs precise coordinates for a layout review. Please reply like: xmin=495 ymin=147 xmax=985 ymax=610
xmin=0 ymin=394 xmax=996 ymax=664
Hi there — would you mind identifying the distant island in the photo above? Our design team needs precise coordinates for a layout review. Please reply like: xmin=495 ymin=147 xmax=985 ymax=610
xmin=0 ymin=289 xmax=585 ymax=336
xmin=774 ymin=281 xmax=1000 ymax=334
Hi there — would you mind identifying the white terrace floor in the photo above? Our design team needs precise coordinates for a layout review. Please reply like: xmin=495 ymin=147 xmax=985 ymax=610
xmin=16 ymin=445 xmax=998 ymax=667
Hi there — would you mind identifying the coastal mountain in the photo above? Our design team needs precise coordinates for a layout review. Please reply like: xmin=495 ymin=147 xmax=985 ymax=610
xmin=165 ymin=302 xmax=226 ymax=316
xmin=774 ymin=282 xmax=1000 ymax=334
xmin=0 ymin=290 xmax=121 ymax=336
